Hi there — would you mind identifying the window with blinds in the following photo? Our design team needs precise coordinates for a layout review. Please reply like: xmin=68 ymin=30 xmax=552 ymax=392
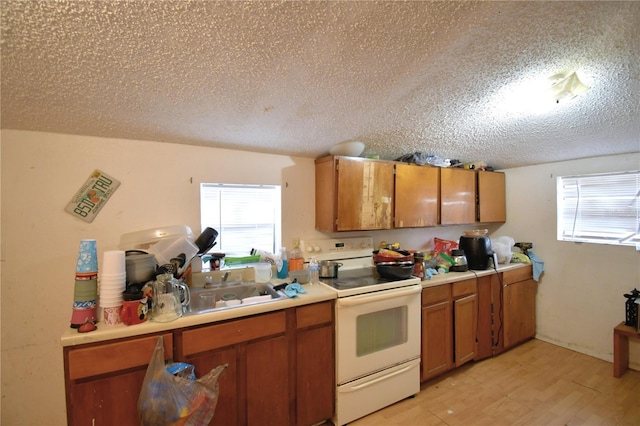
xmin=557 ymin=171 xmax=640 ymax=247
xmin=200 ymin=183 xmax=282 ymax=255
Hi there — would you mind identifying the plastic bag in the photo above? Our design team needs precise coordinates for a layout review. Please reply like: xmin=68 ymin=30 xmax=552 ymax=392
xmin=138 ymin=336 xmax=227 ymax=426
xmin=492 ymin=236 xmax=515 ymax=265
xmin=433 ymin=237 xmax=458 ymax=256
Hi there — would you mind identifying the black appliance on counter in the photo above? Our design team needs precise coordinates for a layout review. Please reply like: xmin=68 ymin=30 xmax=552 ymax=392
xmin=459 ymin=235 xmax=494 ymax=270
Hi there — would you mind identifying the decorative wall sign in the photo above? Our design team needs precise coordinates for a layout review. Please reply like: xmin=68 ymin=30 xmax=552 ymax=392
xmin=65 ymin=170 xmax=120 ymax=223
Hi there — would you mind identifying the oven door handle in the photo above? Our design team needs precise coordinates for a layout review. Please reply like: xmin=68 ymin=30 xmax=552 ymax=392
xmin=341 ymin=359 xmax=420 ymax=392
xmin=336 ymin=285 xmax=421 ymax=307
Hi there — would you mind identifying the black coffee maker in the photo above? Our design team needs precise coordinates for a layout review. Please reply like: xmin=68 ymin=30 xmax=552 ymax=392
xmin=459 ymin=235 xmax=494 ymax=270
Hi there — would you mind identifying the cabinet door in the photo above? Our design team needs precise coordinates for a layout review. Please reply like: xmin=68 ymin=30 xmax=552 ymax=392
xmin=394 ymin=163 xmax=439 ymax=228
xmin=421 ymin=300 xmax=452 ymax=381
xmin=503 ymin=279 xmax=537 ymax=349
xmin=70 ymin=369 xmax=147 ymax=425
xmin=246 ymin=336 xmax=290 ymax=426
xmin=478 ymin=171 xmax=506 ymax=223
xmin=315 ymin=155 xmax=336 ymax=232
xmin=187 ymin=347 xmax=239 ymax=426
xmin=296 ymin=325 xmax=334 ymax=425
xmin=453 ymin=294 xmax=477 ymax=366
xmin=179 ymin=312 xmax=287 ymax=425
xmin=475 ymin=275 xmax=494 ymax=361
xmin=65 ymin=333 xmax=173 ymax=426
xmin=440 ymin=167 xmax=476 ymax=225
xmin=336 ymin=157 xmax=394 ymax=231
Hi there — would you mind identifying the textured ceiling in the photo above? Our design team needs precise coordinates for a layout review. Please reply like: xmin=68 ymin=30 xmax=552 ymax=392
xmin=1 ymin=1 xmax=639 ymax=169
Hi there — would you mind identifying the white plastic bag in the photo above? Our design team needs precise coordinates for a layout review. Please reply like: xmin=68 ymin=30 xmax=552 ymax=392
xmin=492 ymin=236 xmax=515 ymax=264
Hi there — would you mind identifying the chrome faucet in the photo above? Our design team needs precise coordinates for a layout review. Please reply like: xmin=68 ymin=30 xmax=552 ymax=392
xmin=221 ymin=271 xmax=230 ymax=286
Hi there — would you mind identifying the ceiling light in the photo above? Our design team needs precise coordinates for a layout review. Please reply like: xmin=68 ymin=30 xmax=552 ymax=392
xmin=549 ymin=71 xmax=590 ymax=104
xmin=488 ymin=70 xmax=591 ymax=118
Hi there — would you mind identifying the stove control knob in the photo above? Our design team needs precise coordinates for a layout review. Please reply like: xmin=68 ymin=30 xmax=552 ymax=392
xmin=360 ymin=242 xmax=369 ymax=249
xmin=313 ymin=246 xmax=321 ymax=253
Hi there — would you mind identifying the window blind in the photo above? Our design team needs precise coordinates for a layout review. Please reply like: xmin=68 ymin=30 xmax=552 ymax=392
xmin=200 ymin=183 xmax=282 ymax=254
xmin=557 ymin=171 xmax=640 ymax=247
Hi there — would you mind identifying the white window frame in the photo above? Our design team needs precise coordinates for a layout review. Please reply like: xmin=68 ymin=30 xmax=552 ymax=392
xmin=557 ymin=170 xmax=640 ymax=247
xmin=200 ymin=183 xmax=282 ymax=256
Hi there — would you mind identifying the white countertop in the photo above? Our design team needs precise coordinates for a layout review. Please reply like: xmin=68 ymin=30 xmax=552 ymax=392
xmin=61 ymin=280 xmax=338 ymax=347
xmin=61 ymin=263 xmax=529 ymax=347
xmin=419 ymin=262 xmax=529 ymax=288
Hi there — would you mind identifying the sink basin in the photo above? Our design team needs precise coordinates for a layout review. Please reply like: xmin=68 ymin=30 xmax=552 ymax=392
xmin=186 ymin=282 xmax=286 ymax=315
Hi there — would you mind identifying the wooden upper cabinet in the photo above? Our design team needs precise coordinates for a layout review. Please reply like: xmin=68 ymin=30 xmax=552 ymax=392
xmin=478 ymin=171 xmax=506 ymax=223
xmin=316 ymin=156 xmax=507 ymax=230
xmin=394 ymin=163 xmax=440 ymax=228
xmin=440 ymin=167 xmax=476 ymax=225
xmin=315 ymin=155 xmax=394 ymax=232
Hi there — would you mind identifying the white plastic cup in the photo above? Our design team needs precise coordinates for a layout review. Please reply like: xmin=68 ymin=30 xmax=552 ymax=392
xmin=99 ymin=279 xmax=126 ymax=291
xmin=102 ymin=250 xmax=126 ymax=275
xmin=254 ymin=263 xmax=273 ymax=283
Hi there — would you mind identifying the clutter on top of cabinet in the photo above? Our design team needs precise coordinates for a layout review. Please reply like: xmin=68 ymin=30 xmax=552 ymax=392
xmin=329 ymin=140 xmax=365 ymax=157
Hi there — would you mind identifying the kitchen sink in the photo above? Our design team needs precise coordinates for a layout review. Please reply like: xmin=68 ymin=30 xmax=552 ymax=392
xmin=186 ymin=282 xmax=286 ymax=315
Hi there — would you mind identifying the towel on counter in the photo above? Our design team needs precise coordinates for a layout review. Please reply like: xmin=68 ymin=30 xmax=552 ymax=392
xmin=425 ymin=268 xmax=439 ymax=280
xmin=284 ymin=282 xmax=307 ymax=298
xmin=527 ymin=250 xmax=544 ymax=282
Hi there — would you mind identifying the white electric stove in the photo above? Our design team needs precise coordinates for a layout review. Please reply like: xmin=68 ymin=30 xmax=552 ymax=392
xmin=299 ymin=237 xmax=421 ymax=426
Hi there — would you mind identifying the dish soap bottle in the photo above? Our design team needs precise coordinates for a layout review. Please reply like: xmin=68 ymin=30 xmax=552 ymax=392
xmin=289 ymin=242 xmax=304 ymax=271
xmin=276 ymin=247 xmax=288 ymax=279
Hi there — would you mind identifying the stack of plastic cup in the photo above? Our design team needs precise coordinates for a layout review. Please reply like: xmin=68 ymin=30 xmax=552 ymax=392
xmin=99 ymin=250 xmax=126 ymax=325
xmin=71 ymin=239 xmax=99 ymax=328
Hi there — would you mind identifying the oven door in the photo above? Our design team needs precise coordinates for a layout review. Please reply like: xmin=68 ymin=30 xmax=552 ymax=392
xmin=335 ymin=284 xmax=422 ymax=384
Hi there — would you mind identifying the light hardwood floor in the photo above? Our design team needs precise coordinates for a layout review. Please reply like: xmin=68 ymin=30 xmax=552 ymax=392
xmin=346 ymin=339 xmax=639 ymax=426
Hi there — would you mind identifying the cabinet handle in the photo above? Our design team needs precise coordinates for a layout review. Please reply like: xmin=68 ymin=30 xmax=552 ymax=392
xmin=341 ymin=359 xmax=420 ymax=392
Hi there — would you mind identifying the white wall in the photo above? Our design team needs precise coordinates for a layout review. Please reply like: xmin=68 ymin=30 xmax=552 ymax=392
xmin=498 ymin=153 xmax=640 ymax=367
xmin=0 ymin=130 xmax=327 ymax=425
xmin=2 ymin=129 xmax=637 ymax=425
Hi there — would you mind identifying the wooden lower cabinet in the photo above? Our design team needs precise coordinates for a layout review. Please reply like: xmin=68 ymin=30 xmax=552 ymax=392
xmin=294 ymin=302 xmax=334 ymax=426
xmin=475 ymin=273 xmax=504 ymax=359
xmin=178 ymin=311 xmax=289 ymax=426
xmin=453 ymin=293 xmax=477 ymax=366
xmin=503 ymin=265 xmax=537 ymax=349
xmin=63 ymin=332 xmax=173 ymax=426
xmin=421 ymin=285 xmax=452 ymax=381
xmin=422 ymin=267 xmax=535 ymax=382
xmin=452 ymin=279 xmax=477 ymax=367
xmin=421 ymin=279 xmax=476 ymax=382
xmin=64 ymin=301 xmax=335 ymax=426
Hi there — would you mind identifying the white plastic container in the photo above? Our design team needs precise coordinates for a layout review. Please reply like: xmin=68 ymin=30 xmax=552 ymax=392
xmin=119 ymin=225 xmax=195 ymax=250
xmin=148 ymin=235 xmax=198 ymax=266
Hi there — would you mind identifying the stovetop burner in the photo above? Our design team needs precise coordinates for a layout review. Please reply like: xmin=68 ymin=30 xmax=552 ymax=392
xmin=321 ymin=267 xmax=420 ymax=296
xmin=322 ymin=268 xmax=382 ymax=289
xmin=299 ymin=237 xmax=421 ymax=297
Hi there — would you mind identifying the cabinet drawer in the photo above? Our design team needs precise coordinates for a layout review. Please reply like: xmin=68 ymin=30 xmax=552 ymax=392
xmin=452 ymin=279 xmax=476 ymax=298
xmin=67 ymin=333 xmax=173 ymax=380
xmin=296 ymin=301 xmax=333 ymax=329
xmin=503 ymin=265 xmax=533 ymax=285
xmin=182 ymin=311 xmax=286 ymax=356
xmin=422 ymin=284 xmax=451 ymax=306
